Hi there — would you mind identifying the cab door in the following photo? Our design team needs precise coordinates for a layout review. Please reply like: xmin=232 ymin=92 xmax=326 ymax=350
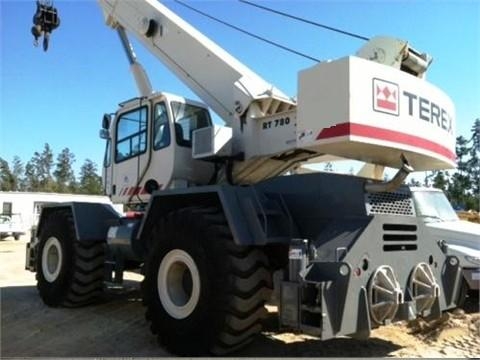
xmin=111 ymin=105 xmax=150 ymax=204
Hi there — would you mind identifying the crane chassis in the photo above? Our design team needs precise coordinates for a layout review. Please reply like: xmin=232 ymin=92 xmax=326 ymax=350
xmin=25 ymin=0 xmax=463 ymax=355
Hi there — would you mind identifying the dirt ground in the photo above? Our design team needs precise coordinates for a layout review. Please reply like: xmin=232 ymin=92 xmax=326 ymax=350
xmin=1 ymin=238 xmax=479 ymax=358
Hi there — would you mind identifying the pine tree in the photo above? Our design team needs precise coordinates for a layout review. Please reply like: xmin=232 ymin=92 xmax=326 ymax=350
xmin=24 ymin=144 xmax=55 ymax=192
xmin=24 ymin=159 xmax=39 ymax=191
xmin=39 ymin=143 xmax=55 ymax=191
xmin=0 ymin=158 xmax=15 ymax=191
xmin=471 ymin=118 xmax=480 ymax=152
xmin=78 ymin=159 xmax=102 ymax=195
xmin=53 ymin=148 xmax=76 ymax=193
xmin=408 ymin=177 xmax=422 ymax=187
xmin=423 ymin=171 xmax=436 ymax=187
xmin=11 ymin=156 xmax=25 ymax=191
xmin=447 ymin=128 xmax=479 ymax=211
xmin=466 ymin=119 xmax=480 ymax=210
xmin=432 ymin=171 xmax=449 ymax=192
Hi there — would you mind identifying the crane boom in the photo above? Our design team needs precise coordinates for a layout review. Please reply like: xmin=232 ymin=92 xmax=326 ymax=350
xmin=98 ymin=0 xmax=295 ymax=126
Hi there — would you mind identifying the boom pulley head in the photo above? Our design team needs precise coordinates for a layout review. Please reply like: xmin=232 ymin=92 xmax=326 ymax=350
xmin=31 ymin=0 xmax=60 ymax=51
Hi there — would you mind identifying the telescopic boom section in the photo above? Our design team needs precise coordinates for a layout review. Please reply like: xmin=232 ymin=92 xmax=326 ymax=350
xmin=116 ymin=26 xmax=153 ymax=97
xmin=97 ymin=0 xmax=295 ymax=126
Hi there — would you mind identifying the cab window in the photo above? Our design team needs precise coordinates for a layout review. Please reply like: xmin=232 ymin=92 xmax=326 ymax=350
xmin=115 ymin=107 xmax=147 ymax=162
xmin=171 ymin=102 xmax=211 ymax=147
xmin=153 ymin=102 xmax=170 ymax=150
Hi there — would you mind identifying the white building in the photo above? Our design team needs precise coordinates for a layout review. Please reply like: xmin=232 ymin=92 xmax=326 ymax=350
xmin=0 ymin=192 xmax=123 ymax=236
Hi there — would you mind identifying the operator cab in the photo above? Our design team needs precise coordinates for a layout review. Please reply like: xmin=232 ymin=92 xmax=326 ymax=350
xmin=101 ymin=92 xmax=214 ymax=206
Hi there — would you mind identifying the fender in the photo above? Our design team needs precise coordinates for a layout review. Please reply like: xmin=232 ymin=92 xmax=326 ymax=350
xmin=137 ymin=184 xmax=297 ymax=247
xmin=36 ymin=202 xmax=121 ymax=242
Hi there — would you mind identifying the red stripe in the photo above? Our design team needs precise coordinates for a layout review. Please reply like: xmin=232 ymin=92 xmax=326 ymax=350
xmin=316 ymin=122 xmax=455 ymax=162
xmin=127 ymin=187 xmax=141 ymax=196
xmin=377 ymin=99 xmax=397 ymax=111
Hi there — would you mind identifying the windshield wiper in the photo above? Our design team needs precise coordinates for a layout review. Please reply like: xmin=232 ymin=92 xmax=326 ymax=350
xmin=419 ymin=215 xmax=443 ymax=222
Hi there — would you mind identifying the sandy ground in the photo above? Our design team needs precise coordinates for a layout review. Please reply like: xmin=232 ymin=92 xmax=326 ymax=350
xmin=1 ymin=238 xmax=479 ymax=358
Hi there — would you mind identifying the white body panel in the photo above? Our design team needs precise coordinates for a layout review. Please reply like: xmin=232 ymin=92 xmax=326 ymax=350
xmin=427 ymin=220 xmax=480 ymax=254
xmin=425 ymin=220 xmax=480 ymax=286
xmin=254 ymin=110 xmax=297 ymax=157
xmin=297 ymin=56 xmax=456 ymax=170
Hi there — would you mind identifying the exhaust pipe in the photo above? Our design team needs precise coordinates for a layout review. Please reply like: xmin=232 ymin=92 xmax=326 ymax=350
xmin=365 ymin=155 xmax=414 ymax=193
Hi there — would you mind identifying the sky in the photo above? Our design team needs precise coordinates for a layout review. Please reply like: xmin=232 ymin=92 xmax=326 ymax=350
xmin=1 ymin=0 xmax=479 ymax=177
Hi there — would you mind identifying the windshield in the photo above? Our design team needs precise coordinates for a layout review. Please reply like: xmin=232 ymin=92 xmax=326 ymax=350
xmin=412 ymin=190 xmax=459 ymax=222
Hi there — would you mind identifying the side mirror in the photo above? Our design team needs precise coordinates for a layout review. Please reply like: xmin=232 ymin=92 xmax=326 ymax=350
xmin=102 ymin=113 xmax=111 ymax=130
xmin=99 ymin=129 xmax=110 ymax=139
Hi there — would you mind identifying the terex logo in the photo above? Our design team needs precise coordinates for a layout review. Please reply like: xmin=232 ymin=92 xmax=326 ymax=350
xmin=372 ymin=78 xmax=453 ymax=134
xmin=373 ymin=78 xmax=399 ymax=116
xmin=403 ymin=91 xmax=453 ymax=134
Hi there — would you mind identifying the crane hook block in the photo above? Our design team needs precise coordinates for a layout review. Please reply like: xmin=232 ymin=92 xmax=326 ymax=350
xmin=31 ymin=0 xmax=60 ymax=51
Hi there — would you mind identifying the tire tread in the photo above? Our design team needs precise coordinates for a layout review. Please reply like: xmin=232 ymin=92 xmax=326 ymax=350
xmin=36 ymin=209 xmax=104 ymax=308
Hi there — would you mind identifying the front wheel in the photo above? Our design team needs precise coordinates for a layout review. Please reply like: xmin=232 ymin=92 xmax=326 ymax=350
xmin=143 ymin=207 xmax=272 ymax=355
xmin=36 ymin=210 xmax=105 ymax=307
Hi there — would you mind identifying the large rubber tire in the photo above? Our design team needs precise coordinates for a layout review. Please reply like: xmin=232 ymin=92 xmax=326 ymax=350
xmin=36 ymin=210 xmax=105 ymax=307
xmin=143 ymin=207 xmax=272 ymax=355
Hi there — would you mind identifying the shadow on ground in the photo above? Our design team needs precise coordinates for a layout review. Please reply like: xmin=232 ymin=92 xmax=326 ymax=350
xmin=238 ymin=311 xmax=402 ymax=357
xmin=2 ymin=283 xmax=477 ymax=357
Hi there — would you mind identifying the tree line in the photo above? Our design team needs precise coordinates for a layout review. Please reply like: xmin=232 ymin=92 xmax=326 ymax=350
xmin=0 ymin=143 xmax=103 ymax=195
xmin=418 ymin=118 xmax=480 ymax=211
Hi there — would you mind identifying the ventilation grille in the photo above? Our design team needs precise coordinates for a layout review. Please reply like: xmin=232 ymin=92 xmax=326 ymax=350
xmin=365 ymin=190 xmax=415 ymax=216
xmin=382 ymin=223 xmax=418 ymax=252
xmin=192 ymin=125 xmax=232 ymax=159
xmin=192 ymin=127 xmax=213 ymax=158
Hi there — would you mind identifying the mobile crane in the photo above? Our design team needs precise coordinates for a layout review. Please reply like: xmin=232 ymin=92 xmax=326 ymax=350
xmin=26 ymin=0 xmax=462 ymax=355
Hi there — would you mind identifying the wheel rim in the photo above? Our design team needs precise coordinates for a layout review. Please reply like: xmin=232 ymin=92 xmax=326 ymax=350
xmin=368 ymin=265 xmax=403 ymax=324
xmin=157 ymin=249 xmax=201 ymax=319
xmin=409 ymin=262 xmax=440 ymax=314
xmin=41 ymin=237 xmax=63 ymax=283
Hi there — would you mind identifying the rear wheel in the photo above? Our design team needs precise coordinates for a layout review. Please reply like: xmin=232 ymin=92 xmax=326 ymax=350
xmin=143 ymin=207 xmax=272 ymax=355
xmin=36 ymin=210 xmax=105 ymax=307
